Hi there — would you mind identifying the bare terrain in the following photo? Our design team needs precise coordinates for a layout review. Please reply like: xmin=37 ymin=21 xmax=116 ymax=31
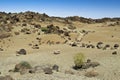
xmin=0 ymin=11 xmax=120 ymax=80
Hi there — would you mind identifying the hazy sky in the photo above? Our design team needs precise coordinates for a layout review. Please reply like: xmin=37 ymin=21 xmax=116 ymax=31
xmin=0 ymin=0 xmax=120 ymax=18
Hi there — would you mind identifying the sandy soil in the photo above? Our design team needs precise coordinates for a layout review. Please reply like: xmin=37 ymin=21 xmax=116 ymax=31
xmin=0 ymin=23 xmax=120 ymax=80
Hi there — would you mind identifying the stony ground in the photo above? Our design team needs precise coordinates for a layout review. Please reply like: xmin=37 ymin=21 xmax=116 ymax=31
xmin=0 ymin=44 xmax=120 ymax=80
xmin=0 ymin=12 xmax=120 ymax=80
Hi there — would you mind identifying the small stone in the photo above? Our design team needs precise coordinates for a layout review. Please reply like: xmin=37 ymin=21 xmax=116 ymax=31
xmin=44 ymin=68 xmax=53 ymax=74
xmin=85 ymin=70 xmax=99 ymax=77
xmin=112 ymin=51 xmax=117 ymax=55
xmin=52 ymin=64 xmax=59 ymax=72
xmin=87 ymin=59 xmax=91 ymax=63
xmin=90 ymin=62 xmax=100 ymax=68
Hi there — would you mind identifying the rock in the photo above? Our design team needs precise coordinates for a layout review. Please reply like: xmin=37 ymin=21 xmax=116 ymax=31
xmin=82 ymin=63 xmax=91 ymax=69
xmin=65 ymin=70 xmax=74 ymax=75
xmin=14 ymin=32 xmax=20 ymax=35
xmin=81 ymin=43 xmax=86 ymax=47
xmin=32 ymin=44 xmax=39 ymax=49
xmin=17 ymin=49 xmax=27 ymax=55
xmin=96 ymin=45 xmax=102 ymax=49
xmin=0 ymin=33 xmax=11 ymax=39
xmin=43 ymin=68 xmax=53 ymax=74
xmin=97 ymin=42 xmax=103 ymax=45
xmin=29 ymin=69 xmax=36 ymax=74
xmin=112 ymin=51 xmax=117 ymax=55
xmin=52 ymin=64 xmax=59 ymax=72
xmin=20 ymin=69 xmax=28 ymax=75
xmin=32 ymin=46 xmax=39 ymax=49
xmin=64 ymin=31 xmax=70 ymax=36
xmin=14 ymin=61 xmax=32 ymax=74
xmin=29 ymin=66 xmax=43 ymax=73
xmin=96 ymin=42 xmax=103 ymax=49
xmin=29 ymin=64 xmax=53 ymax=74
xmin=76 ymin=60 xmax=100 ymax=69
xmin=34 ymin=24 xmax=41 ymax=29
xmin=53 ymin=50 xmax=60 ymax=55
xmin=103 ymin=44 xmax=110 ymax=50
xmin=87 ymin=59 xmax=91 ymax=63
xmin=71 ymin=42 xmax=77 ymax=47
xmin=0 ymin=48 xmax=3 ymax=51
xmin=86 ymin=44 xmax=95 ymax=48
xmin=73 ymin=65 xmax=82 ymax=70
xmin=22 ymin=23 xmax=27 ymax=26
xmin=8 ymin=69 xmax=14 ymax=72
xmin=0 ymin=75 xmax=14 ymax=80
xmin=90 ymin=62 xmax=100 ymax=68
xmin=25 ymin=31 xmax=31 ymax=34
xmin=85 ymin=70 xmax=99 ymax=77
xmin=114 ymin=44 xmax=119 ymax=49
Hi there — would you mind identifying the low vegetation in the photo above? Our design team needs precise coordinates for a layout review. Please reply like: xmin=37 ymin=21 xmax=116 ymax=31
xmin=74 ymin=53 xmax=85 ymax=68
xmin=41 ymin=27 xmax=49 ymax=33
xmin=14 ymin=61 xmax=32 ymax=72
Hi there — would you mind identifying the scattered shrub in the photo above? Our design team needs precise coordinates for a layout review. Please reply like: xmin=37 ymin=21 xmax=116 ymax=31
xmin=41 ymin=27 xmax=49 ymax=33
xmin=74 ymin=53 xmax=85 ymax=68
xmin=14 ymin=61 xmax=32 ymax=72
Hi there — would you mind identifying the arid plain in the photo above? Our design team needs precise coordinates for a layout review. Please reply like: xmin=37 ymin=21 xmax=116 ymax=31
xmin=0 ymin=12 xmax=120 ymax=80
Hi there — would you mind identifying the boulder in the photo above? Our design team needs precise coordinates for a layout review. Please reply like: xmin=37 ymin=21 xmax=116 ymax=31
xmin=17 ymin=49 xmax=27 ymax=55
xmin=52 ymin=64 xmax=59 ymax=72
xmin=43 ymin=68 xmax=53 ymax=74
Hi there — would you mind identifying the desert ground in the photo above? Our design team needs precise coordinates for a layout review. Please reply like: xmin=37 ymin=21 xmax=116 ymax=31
xmin=0 ymin=12 xmax=120 ymax=80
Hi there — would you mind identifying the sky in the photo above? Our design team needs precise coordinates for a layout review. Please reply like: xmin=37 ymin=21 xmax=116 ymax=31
xmin=0 ymin=0 xmax=120 ymax=19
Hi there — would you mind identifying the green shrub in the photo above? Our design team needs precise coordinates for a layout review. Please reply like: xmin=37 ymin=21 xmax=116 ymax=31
xmin=74 ymin=53 xmax=85 ymax=67
xmin=20 ymin=61 xmax=32 ymax=68
xmin=14 ymin=61 xmax=32 ymax=72
xmin=41 ymin=27 xmax=49 ymax=33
